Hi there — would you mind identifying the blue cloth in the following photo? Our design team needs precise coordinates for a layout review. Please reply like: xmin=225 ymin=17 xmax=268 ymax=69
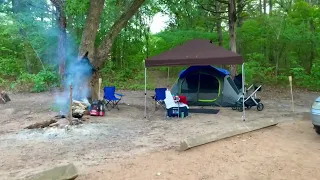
xmin=179 ymin=66 xmax=230 ymax=78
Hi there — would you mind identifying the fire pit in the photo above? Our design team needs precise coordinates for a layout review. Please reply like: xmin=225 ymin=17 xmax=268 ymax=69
xmin=24 ymin=52 xmax=96 ymax=130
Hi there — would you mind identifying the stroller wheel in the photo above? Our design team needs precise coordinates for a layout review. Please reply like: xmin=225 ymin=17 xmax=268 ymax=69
xmin=237 ymin=105 xmax=243 ymax=112
xmin=232 ymin=105 xmax=237 ymax=110
xmin=247 ymin=106 xmax=252 ymax=109
xmin=257 ymin=103 xmax=264 ymax=111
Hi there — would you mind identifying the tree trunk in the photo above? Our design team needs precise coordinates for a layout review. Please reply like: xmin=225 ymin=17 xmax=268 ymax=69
xmin=79 ymin=0 xmax=146 ymax=100
xmin=215 ymin=1 xmax=225 ymax=69
xmin=78 ymin=0 xmax=106 ymax=100
xmin=215 ymin=1 xmax=223 ymax=47
xmin=259 ymin=0 xmax=262 ymax=14
xmin=269 ymin=0 xmax=272 ymax=15
xmin=50 ymin=0 xmax=67 ymax=77
xmin=307 ymin=19 xmax=316 ymax=74
xmin=262 ymin=0 xmax=267 ymax=61
xmin=236 ymin=0 xmax=244 ymax=54
xmin=229 ymin=0 xmax=237 ymax=78
xmin=58 ymin=7 xmax=66 ymax=76
xmin=79 ymin=0 xmax=106 ymax=61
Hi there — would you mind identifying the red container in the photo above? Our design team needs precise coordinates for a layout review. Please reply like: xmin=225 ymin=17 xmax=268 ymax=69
xmin=178 ymin=95 xmax=188 ymax=105
xmin=90 ymin=101 xmax=105 ymax=116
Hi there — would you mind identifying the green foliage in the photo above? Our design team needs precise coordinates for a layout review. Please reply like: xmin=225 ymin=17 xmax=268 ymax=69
xmin=100 ymin=61 xmax=152 ymax=90
xmin=290 ymin=61 xmax=320 ymax=91
xmin=1 ymin=0 xmax=320 ymax=93
xmin=12 ymin=70 xmax=60 ymax=92
xmin=65 ymin=0 xmax=90 ymax=15
xmin=0 ymin=57 xmax=24 ymax=77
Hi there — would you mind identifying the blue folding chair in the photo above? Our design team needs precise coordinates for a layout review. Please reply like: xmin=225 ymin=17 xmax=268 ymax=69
xmin=151 ymin=88 xmax=167 ymax=110
xmin=103 ymin=86 xmax=124 ymax=110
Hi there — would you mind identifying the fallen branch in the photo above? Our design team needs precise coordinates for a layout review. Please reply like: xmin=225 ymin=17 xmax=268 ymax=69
xmin=25 ymin=119 xmax=57 ymax=129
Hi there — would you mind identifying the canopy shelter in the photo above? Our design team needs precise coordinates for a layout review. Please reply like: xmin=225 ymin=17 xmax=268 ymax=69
xmin=144 ymin=39 xmax=246 ymax=120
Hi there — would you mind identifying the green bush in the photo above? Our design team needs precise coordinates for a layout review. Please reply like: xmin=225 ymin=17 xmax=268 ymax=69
xmin=0 ymin=57 xmax=24 ymax=78
xmin=290 ymin=61 xmax=320 ymax=91
xmin=11 ymin=69 xmax=60 ymax=92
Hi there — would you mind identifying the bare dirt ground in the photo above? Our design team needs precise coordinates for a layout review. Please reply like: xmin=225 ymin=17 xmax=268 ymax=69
xmin=0 ymin=86 xmax=319 ymax=179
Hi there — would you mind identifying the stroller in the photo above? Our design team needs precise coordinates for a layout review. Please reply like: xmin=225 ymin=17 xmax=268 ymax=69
xmin=232 ymin=84 xmax=264 ymax=112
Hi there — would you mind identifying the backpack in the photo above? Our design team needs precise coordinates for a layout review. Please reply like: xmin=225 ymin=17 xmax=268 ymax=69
xmin=89 ymin=100 xmax=105 ymax=116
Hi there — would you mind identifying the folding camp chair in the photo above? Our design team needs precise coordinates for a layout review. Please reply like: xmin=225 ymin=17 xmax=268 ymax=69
xmin=151 ymin=88 xmax=167 ymax=110
xmin=103 ymin=86 xmax=124 ymax=110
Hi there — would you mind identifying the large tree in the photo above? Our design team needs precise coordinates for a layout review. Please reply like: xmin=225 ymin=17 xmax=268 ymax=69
xmin=78 ymin=0 xmax=146 ymax=99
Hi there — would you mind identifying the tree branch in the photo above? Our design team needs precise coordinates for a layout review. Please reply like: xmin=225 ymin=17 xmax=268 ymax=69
xmin=197 ymin=1 xmax=228 ymax=14
xmin=49 ymin=0 xmax=63 ymax=9
xmin=216 ymin=0 xmax=229 ymax=5
xmin=25 ymin=1 xmax=51 ymax=12
xmin=95 ymin=0 xmax=146 ymax=66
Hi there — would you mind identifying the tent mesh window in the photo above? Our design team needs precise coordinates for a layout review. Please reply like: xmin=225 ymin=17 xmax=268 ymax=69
xmin=198 ymin=74 xmax=220 ymax=102
xmin=181 ymin=74 xmax=199 ymax=93
xmin=227 ymin=77 xmax=240 ymax=94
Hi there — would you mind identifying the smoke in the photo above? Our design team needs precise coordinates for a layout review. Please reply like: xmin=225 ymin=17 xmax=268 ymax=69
xmin=9 ymin=0 xmax=95 ymax=115
xmin=55 ymin=53 xmax=95 ymax=115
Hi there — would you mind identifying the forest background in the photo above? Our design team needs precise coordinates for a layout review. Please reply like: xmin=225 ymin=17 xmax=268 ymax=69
xmin=0 ymin=0 xmax=319 ymax=93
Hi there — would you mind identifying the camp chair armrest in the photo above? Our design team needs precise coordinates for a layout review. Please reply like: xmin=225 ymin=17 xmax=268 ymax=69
xmin=115 ymin=93 xmax=124 ymax=97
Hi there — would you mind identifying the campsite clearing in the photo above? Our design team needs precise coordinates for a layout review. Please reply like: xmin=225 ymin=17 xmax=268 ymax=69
xmin=0 ymin=87 xmax=318 ymax=179
xmin=79 ymin=119 xmax=320 ymax=180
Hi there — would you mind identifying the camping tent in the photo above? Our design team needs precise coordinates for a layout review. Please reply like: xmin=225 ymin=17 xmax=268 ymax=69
xmin=171 ymin=66 xmax=241 ymax=106
xmin=144 ymin=39 xmax=246 ymax=120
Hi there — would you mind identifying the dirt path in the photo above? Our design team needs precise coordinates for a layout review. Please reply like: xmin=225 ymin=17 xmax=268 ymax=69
xmin=79 ymin=119 xmax=320 ymax=180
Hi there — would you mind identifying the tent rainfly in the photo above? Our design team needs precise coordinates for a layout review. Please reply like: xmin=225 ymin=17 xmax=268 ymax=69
xmin=144 ymin=39 xmax=246 ymax=120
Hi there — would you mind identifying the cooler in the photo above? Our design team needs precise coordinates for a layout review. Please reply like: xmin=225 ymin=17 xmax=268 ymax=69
xmin=167 ymin=106 xmax=188 ymax=117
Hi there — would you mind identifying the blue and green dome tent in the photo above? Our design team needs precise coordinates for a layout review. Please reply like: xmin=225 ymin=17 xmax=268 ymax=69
xmin=171 ymin=65 xmax=241 ymax=106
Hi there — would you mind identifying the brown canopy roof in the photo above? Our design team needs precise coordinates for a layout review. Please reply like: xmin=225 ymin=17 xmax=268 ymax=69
xmin=145 ymin=39 xmax=243 ymax=67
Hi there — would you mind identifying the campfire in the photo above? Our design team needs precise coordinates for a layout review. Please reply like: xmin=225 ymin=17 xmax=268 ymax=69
xmin=25 ymin=52 xmax=96 ymax=129
xmin=25 ymin=98 xmax=91 ymax=129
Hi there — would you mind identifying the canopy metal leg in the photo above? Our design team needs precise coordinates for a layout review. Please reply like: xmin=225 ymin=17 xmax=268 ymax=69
xmin=167 ymin=67 xmax=170 ymax=87
xmin=144 ymin=67 xmax=147 ymax=118
xmin=242 ymin=63 xmax=245 ymax=121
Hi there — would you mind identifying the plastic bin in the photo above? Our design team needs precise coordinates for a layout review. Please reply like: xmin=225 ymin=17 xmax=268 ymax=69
xmin=167 ymin=106 xmax=188 ymax=118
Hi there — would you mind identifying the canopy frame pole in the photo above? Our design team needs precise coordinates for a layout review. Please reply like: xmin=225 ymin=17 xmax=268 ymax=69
xmin=167 ymin=67 xmax=170 ymax=87
xmin=144 ymin=67 xmax=147 ymax=118
xmin=144 ymin=25 xmax=150 ymax=119
xmin=242 ymin=63 xmax=245 ymax=121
